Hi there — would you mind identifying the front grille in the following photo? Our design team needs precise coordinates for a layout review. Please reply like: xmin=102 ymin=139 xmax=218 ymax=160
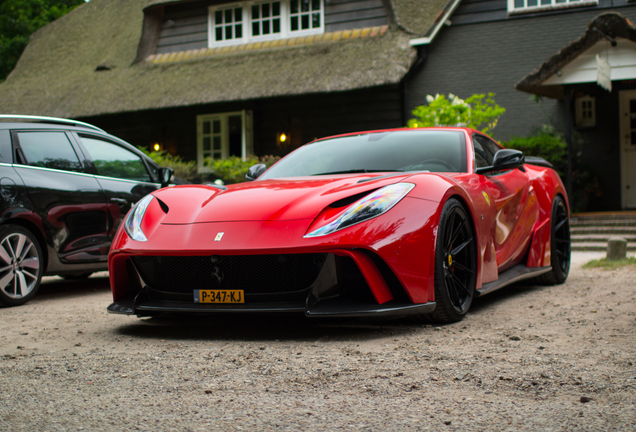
xmin=131 ymin=254 xmax=327 ymax=295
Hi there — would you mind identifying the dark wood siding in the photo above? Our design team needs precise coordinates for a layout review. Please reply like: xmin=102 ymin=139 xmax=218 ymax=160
xmin=324 ymin=0 xmax=388 ymax=32
xmin=156 ymin=7 xmax=208 ymax=54
xmin=452 ymin=0 xmax=634 ymax=25
xmin=155 ymin=0 xmax=389 ymax=54
xmin=451 ymin=0 xmax=507 ymax=25
xmin=80 ymin=85 xmax=402 ymax=164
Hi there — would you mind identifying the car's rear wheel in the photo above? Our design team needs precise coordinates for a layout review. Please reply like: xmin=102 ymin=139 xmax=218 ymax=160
xmin=0 ymin=225 xmax=44 ymax=307
xmin=536 ymin=196 xmax=570 ymax=285
xmin=429 ymin=198 xmax=477 ymax=323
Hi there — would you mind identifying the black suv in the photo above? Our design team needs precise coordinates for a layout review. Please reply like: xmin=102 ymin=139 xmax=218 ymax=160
xmin=0 ymin=115 xmax=173 ymax=306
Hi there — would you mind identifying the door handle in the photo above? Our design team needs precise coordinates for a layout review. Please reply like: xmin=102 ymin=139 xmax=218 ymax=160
xmin=110 ymin=198 xmax=128 ymax=205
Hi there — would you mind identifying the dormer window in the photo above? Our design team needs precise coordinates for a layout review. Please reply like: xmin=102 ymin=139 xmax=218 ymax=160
xmin=508 ymin=0 xmax=598 ymax=14
xmin=208 ymin=0 xmax=323 ymax=47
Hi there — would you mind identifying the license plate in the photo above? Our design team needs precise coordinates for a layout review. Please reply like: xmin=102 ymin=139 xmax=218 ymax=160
xmin=194 ymin=289 xmax=244 ymax=304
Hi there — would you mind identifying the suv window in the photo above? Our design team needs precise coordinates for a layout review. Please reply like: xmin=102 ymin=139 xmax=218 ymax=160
xmin=16 ymin=131 xmax=83 ymax=172
xmin=80 ymin=136 xmax=152 ymax=182
xmin=0 ymin=130 xmax=12 ymax=163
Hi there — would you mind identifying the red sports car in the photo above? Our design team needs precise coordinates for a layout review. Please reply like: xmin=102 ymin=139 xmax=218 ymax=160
xmin=107 ymin=128 xmax=570 ymax=323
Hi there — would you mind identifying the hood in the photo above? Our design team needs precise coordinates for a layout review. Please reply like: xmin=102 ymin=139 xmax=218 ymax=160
xmin=153 ymin=173 xmax=417 ymax=224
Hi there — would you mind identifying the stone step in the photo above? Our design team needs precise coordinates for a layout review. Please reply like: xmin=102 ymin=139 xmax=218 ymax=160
xmin=571 ymin=212 xmax=636 ymax=221
xmin=570 ymin=219 xmax=636 ymax=227
xmin=572 ymin=243 xmax=636 ymax=252
xmin=570 ymin=226 xmax=636 ymax=235
xmin=571 ymin=234 xmax=636 ymax=243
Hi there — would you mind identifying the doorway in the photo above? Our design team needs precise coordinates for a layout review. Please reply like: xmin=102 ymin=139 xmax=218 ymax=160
xmin=620 ymin=90 xmax=636 ymax=209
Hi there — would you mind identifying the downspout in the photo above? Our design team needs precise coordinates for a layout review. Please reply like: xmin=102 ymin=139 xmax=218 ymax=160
xmin=402 ymin=45 xmax=428 ymax=126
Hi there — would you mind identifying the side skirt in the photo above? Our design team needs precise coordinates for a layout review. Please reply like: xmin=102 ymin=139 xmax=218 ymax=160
xmin=476 ymin=264 xmax=552 ymax=297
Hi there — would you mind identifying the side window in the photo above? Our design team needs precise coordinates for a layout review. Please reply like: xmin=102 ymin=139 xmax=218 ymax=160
xmin=473 ymin=135 xmax=501 ymax=170
xmin=79 ymin=136 xmax=152 ymax=182
xmin=0 ymin=130 xmax=12 ymax=163
xmin=16 ymin=131 xmax=83 ymax=172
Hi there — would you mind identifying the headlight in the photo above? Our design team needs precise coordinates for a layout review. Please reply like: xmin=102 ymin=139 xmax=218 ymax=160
xmin=304 ymin=183 xmax=414 ymax=238
xmin=124 ymin=194 xmax=154 ymax=242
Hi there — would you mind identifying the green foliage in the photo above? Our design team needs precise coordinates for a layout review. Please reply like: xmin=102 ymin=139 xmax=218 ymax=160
xmin=502 ymin=125 xmax=602 ymax=213
xmin=204 ymin=155 xmax=281 ymax=184
xmin=501 ymin=125 xmax=568 ymax=176
xmin=408 ymin=93 xmax=506 ymax=134
xmin=0 ymin=0 xmax=84 ymax=81
xmin=140 ymin=149 xmax=281 ymax=184
xmin=582 ymin=257 xmax=636 ymax=270
xmin=140 ymin=149 xmax=202 ymax=183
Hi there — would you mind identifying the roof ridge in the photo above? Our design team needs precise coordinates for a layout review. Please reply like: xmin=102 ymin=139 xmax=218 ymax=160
xmin=147 ymin=25 xmax=389 ymax=64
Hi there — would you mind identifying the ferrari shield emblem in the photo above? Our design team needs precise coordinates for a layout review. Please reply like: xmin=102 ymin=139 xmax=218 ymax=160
xmin=214 ymin=232 xmax=224 ymax=241
xmin=482 ymin=191 xmax=491 ymax=206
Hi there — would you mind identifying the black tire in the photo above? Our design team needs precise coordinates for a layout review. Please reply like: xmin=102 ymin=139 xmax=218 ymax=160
xmin=536 ymin=196 xmax=570 ymax=285
xmin=429 ymin=198 xmax=477 ymax=323
xmin=0 ymin=225 xmax=44 ymax=307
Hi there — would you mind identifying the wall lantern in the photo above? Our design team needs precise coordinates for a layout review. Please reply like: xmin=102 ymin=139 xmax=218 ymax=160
xmin=278 ymin=133 xmax=288 ymax=145
xmin=153 ymin=143 xmax=161 ymax=151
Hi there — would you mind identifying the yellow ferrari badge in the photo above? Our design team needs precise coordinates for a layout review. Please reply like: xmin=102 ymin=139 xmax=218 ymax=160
xmin=214 ymin=232 xmax=224 ymax=241
xmin=482 ymin=191 xmax=491 ymax=206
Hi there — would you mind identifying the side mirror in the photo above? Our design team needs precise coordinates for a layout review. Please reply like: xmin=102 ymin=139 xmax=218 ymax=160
xmin=475 ymin=149 xmax=525 ymax=175
xmin=246 ymin=163 xmax=267 ymax=181
xmin=158 ymin=167 xmax=174 ymax=188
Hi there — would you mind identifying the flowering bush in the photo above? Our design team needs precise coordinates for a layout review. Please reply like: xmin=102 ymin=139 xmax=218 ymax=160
xmin=408 ymin=93 xmax=506 ymax=134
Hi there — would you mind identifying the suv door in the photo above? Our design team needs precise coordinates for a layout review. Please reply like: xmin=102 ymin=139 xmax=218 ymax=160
xmin=73 ymin=134 xmax=161 ymax=241
xmin=11 ymin=130 xmax=110 ymax=264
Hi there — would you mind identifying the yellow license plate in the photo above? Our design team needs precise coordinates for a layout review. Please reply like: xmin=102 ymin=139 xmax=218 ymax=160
xmin=194 ymin=289 xmax=244 ymax=304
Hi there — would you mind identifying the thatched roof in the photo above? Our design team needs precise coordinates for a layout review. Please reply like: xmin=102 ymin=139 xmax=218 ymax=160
xmin=391 ymin=0 xmax=453 ymax=36
xmin=0 ymin=0 xmax=447 ymax=118
xmin=515 ymin=13 xmax=636 ymax=99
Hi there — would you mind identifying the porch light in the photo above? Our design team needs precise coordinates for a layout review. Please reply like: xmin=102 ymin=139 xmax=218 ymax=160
xmin=278 ymin=133 xmax=288 ymax=144
xmin=153 ymin=143 xmax=161 ymax=151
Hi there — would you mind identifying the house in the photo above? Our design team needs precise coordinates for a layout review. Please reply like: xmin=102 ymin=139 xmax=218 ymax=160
xmin=0 ymin=0 xmax=635 ymax=210
xmin=404 ymin=2 xmax=636 ymax=211
xmin=0 ymin=0 xmax=452 ymax=173
xmin=516 ymin=13 xmax=636 ymax=211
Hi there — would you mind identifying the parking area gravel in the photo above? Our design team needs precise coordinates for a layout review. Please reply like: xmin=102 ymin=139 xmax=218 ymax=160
xmin=1 ymin=252 xmax=635 ymax=431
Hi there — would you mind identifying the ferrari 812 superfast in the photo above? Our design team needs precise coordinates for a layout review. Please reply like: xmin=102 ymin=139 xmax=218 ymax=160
xmin=108 ymin=128 xmax=571 ymax=322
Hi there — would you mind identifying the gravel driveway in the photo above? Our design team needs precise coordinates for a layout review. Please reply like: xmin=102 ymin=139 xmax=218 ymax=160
xmin=1 ymin=253 xmax=635 ymax=431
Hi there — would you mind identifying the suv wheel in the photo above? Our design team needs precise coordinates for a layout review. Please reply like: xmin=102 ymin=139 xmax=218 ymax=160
xmin=0 ymin=225 xmax=44 ymax=306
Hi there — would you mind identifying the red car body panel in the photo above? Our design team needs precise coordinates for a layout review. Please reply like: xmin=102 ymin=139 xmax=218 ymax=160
xmin=107 ymin=127 xmax=569 ymax=318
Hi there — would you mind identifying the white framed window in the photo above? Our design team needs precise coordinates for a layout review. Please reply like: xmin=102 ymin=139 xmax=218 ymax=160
xmin=212 ymin=6 xmax=245 ymax=45
xmin=508 ymin=0 xmax=598 ymax=13
xmin=208 ymin=0 xmax=323 ymax=47
xmin=197 ymin=111 xmax=253 ymax=173
xmin=251 ymin=1 xmax=282 ymax=37
xmin=575 ymin=96 xmax=596 ymax=128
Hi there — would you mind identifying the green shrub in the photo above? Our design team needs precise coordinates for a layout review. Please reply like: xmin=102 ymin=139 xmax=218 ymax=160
xmin=139 ymin=149 xmax=202 ymax=183
xmin=204 ymin=155 xmax=281 ymax=184
xmin=408 ymin=93 xmax=506 ymax=135
xmin=501 ymin=125 xmax=567 ymax=176
xmin=502 ymin=126 xmax=602 ymax=213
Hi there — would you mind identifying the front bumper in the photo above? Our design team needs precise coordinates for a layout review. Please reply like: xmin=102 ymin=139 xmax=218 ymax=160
xmin=107 ymin=252 xmax=436 ymax=318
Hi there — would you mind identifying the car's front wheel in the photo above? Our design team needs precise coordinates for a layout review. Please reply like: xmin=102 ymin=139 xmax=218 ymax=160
xmin=429 ymin=198 xmax=477 ymax=323
xmin=0 ymin=225 xmax=44 ymax=307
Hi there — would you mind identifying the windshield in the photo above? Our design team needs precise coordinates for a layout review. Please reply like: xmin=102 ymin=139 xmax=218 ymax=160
xmin=260 ymin=130 xmax=467 ymax=180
